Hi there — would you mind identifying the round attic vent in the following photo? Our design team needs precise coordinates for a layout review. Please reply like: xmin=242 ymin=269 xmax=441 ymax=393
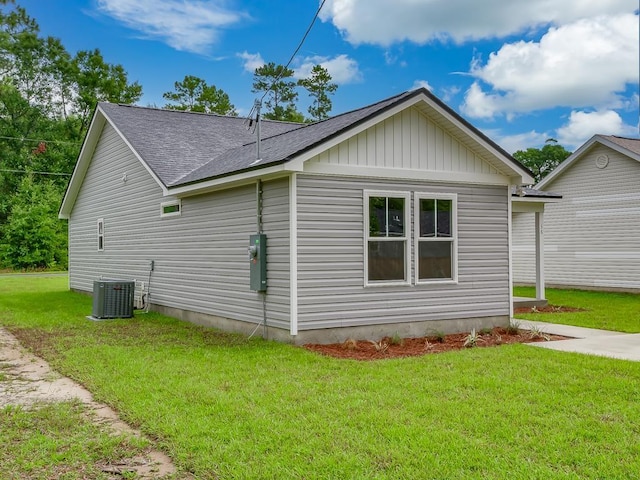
xmin=595 ymin=154 xmax=609 ymax=169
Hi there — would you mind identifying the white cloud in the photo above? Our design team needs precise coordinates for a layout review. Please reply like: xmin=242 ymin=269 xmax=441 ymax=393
xmin=556 ymin=110 xmax=638 ymax=148
xmin=237 ymin=51 xmax=265 ymax=73
xmin=411 ymin=80 xmax=433 ymax=91
xmin=320 ymin=0 xmax=636 ymax=46
xmin=294 ymin=55 xmax=362 ymax=84
xmin=486 ymin=130 xmax=550 ymax=154
xmin=96 ymin=0 xmax=243 ymax=53
xmin=461 ymin=14 xmax=639 ymax=118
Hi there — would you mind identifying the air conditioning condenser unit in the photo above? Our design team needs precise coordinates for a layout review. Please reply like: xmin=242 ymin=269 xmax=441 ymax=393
xmin=92 ymin=279 xmax=134 ymax=319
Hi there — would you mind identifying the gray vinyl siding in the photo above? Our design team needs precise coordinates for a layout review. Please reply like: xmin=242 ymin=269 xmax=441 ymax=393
xmin=512 ymin=212 xmax=536 ymax=283
xmin=296 ymin=175 xmax=509 ymax=330
xmin=69 ymin=122 xmax=290 ymax=328
xmin=513 ymin=144 xmax=640 ymax=290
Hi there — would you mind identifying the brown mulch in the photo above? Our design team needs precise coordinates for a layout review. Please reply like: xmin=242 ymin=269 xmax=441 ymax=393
xmin=304 ymin=327 xmax=570 ymax=361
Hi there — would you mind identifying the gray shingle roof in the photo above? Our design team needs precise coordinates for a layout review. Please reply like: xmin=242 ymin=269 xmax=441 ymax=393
xmin=511 ymin=186 xmax=562 ymax=198
xmin=98 ymin=103 xmax=303 ymax=186
xmin=601 ymin=135 xmax=640 ymax=156
xmin=174 ymin=90 xmax=414 ymax=186
xmin=99 ymin=88 xmax=530 ymax=188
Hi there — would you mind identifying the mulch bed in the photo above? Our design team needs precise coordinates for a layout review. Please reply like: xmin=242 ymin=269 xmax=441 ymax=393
xmin=514 ymin=305 xmax=587 ymax=314
xmin=304 ymin=326 xmax=570 ymax=361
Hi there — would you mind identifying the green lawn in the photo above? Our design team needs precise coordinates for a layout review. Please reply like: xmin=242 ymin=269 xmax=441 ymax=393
xmin=0 ymin=402 xmax=149 ymax=479
xmin=2 ymin=276 xmax=640 ymax=479
xmin=514 ymin=286 xmax=640 ymax=333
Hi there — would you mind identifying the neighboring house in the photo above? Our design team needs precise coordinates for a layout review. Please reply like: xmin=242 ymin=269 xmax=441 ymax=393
xmin=513 ymin=135 xmax=640 ymax=293
xmin=59 ymin=88 xmax=534 ymax=344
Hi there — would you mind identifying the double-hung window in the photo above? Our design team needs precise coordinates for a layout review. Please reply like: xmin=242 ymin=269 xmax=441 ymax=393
xmin=415 ymin=193 xmax=457 ymax=283
xmin=364 ymin=191 xmax=410 ymax=285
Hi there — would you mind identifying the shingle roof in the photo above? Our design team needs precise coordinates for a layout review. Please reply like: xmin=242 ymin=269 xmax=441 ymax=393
xmin=174 ymin=91 xmax=418 ymax=186
xmin=601 ymin=135 xmax=640 ymax=156
xmin=99 ymin=88 xmax=531 ymax=189
xmin=98 ymin=103 xmax=303 ymax=186
xmin=510 ymin=186 xmax=562 ymax=198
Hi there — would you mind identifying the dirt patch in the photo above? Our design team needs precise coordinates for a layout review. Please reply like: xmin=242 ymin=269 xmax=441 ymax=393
xmin=514 ymin=305 xmax=587 ymax=314
xmin=304 ymin=327 xmax=570 ymax=361
xmin=0 ymin=327 xmax=177 ymax=479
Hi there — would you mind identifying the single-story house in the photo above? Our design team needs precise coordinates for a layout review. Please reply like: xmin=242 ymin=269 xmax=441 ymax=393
xmin=513 ymin=135 xmax=640 ymax=293
xmin=59 ymin=88 xmax=534 ymax=344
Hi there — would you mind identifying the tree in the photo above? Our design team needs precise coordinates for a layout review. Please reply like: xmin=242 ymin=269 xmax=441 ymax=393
xmin=252 ymin=62 xmax=303 ymax=121
xmin=72 ymin=48 xmax=143 ymax=132
xmin=0 ymin=1 xmax=142 ymax=269
xmin=513 ymin=139 xmax=572 ymax=184
xmin=0 ymin=176 xmax=68 ymax=269
xmin=298 ymin=65 xmax=337 ymax=121
xmin=163 ymin=75 xmax=236 ymax=115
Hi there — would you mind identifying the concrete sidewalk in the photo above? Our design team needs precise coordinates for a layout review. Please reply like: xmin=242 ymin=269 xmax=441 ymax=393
xmin=516 ymin=319 xmax=640 ymax=362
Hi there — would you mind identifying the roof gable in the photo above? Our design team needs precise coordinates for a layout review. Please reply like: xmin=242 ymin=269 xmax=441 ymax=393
xmin=537 ymin=135 xmax=640 ymax=189
xmin=60 ymin=88 xmax=534 ymax=218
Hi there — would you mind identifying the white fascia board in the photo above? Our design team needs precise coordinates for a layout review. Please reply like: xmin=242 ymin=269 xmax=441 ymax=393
xmin=59 ymin=110 xmax=106 ymax=219
xmin=415 ymin=93 xmax=535 ymax=184
xmin=100 ymin=106 xmax=168 ymax=195
xmin=534 ymin=134 xmax=640 ymax=189
xmin=303 ymin=162 xmax=513 ymax=186
xmin=167 ymin=163 xmax=297 ymax=197
xmin=288 ymin=91 xmax=534 ymax=185
xmin=536 ymin=135 xmax=600 ymax=189
xmin=286 ymin=97 xmax=425 ymax=171
xmin=58 ymin=105 xmax=169 ymax=219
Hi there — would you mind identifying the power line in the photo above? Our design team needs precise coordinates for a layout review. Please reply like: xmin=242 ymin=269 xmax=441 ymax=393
xmin=259 ymin=0 xmax=328 ymax=103
xmin=0 ymin=135 xmax=81 ymax=145
xmin=0 ymin=168 xmax=71 ymax=176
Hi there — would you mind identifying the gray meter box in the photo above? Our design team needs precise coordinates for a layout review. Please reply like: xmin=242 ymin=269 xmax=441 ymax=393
xmin=249 ymin=234 xmax=267 ymax=291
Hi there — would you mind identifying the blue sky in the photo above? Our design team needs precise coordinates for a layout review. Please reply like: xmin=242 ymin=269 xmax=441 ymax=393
xmin=18 ymin=0 xmax=640 ymax=152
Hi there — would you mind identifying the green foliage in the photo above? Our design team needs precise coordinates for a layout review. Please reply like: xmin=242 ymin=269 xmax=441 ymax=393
xmin=3 ymin=277 xmax=640 ymax=479
xmin=513 ymin=138 xmax=572 ymax=184
xmin=0 ymin=1 xmax=140 ymax=270
xmin=163 ymin=74 xmax=237 ymax=115
xmin=252 ymin=62 xmax=303 ymax=122
xmin=0 ymin=176 xmax=67 ymax=269
xmin=72 ymin=48 xmax=143 ymax=131
xmin=298 ymin=64 xmax=337 ymax=121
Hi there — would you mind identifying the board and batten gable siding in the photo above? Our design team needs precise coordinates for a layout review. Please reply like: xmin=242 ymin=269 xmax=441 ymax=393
xmin=308 ymin=106 xmax=501 ymax=175
xmin=69 ymin=122 xmax=290 ymax=328
xmin=295 ymin=175 xmax=510 ymax=330
xmin=513 ymin=144 xmax=640 ymax=290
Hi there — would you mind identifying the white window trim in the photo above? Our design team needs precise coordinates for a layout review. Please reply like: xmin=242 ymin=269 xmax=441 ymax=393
xmin=414 ymin=192 xmax=458 ymax=285
xmin=160 ymin=199 xmax=181 ymax=218
xmin=363 ymin=190 xmax=411 ymax=287
xmin=97 ymin=218 xmax=104 ymax=252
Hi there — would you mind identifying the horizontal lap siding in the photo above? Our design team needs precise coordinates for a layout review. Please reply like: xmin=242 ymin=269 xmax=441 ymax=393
xmin=69 ymin=123 xmax=289 ymax=328
xmin=296 ymin=175 xmax=509 ymax=330
xmin=513 ymin=145 xmax=640 ymax=289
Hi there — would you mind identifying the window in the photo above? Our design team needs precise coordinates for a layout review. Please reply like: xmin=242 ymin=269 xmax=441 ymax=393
xmin=97 ymin=218 xmax=104 ymax=251
xmin=415 ymin=193 xmax=457 ymax=283
xmin=160 ymin=199 xmax=181 ymax=217
xmin=364 ymin=191 xmax=410 ymax=285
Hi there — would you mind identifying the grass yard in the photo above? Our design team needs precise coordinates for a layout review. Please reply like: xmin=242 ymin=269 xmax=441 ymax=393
xmin=514 ymin=286 xmax=640 ymax=333
xmin=2 ymin=276 xmax=640 ymax=479
xmin=0 ymin=402 xmax=149 ymax=479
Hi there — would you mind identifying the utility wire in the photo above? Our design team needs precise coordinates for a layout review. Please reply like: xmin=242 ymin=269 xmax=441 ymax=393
xmin=0 ymin=135 xmax=81 ymax=145
xmin=0 ymin=168 xmax=71 ymax=176
xmin=260 ymin=0 xmax=327 ymax=103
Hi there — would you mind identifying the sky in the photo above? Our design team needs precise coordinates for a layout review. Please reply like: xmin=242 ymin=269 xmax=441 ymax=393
xmin=16 ymin=0 xmax=640 ymax=153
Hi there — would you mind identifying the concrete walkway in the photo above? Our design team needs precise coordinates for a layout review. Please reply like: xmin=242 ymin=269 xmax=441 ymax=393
xmin=517 ymin=319 xmax=640 ymax=362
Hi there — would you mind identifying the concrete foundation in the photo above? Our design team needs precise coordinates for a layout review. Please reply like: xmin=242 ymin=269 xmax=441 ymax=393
xmin=152 ymin=303 xmax=509 ymax=345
